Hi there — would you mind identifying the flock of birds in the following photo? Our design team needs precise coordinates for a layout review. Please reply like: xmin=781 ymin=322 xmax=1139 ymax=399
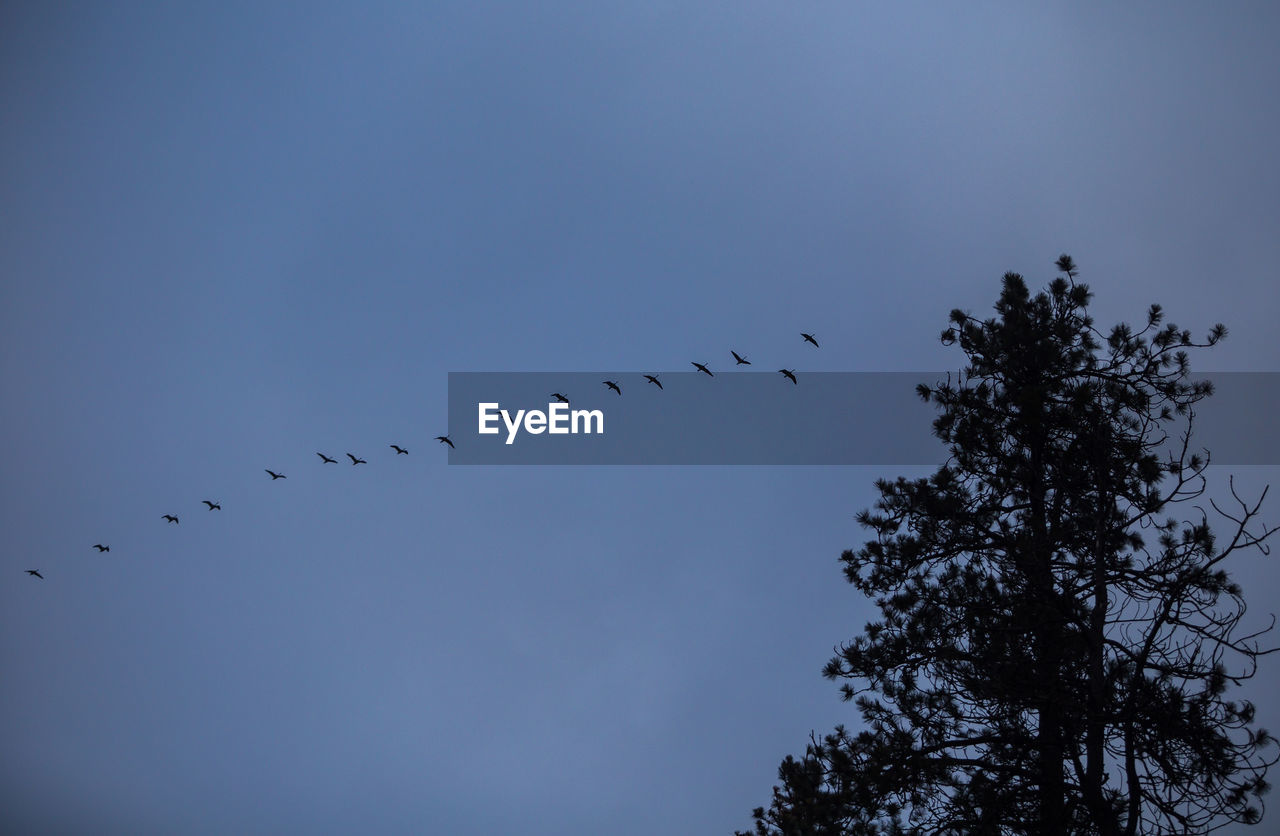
xmin=23 ymin=333 xmax=821 ymax=581
xmin=582 ymin=333 xmax=820 ymax=401
xmin=23 ymin=436 xmax=458 ymax=581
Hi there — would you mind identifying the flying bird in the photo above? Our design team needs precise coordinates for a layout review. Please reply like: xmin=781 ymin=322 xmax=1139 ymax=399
xmin=163 ymin=514 xmax=179 ymax=524
xmin=347 ymin=453 xmax=367 ymax=465
xmin=317 ymin=452 xmax=337 ymax=464
xmin=779 ymin=369 xmax=798 ymax=385
xmin=92 ymin=544 xmax=110 ymax=552
xmin=390 ymin=445 xmax=408 ymax=455
xmin=265 ymin=470 xmax=286 ymax=480
xmin=551 ymin=393 xmax=570 ymax=404
xmin=604 ymin=380 xmax=622 ymax=395
xmin=692 ymin=362 xmax=714 ymax=377
xmin=731 ymin=350 xmax=751 ymax=366
xmin=644 ymin=374 xmax=663 ymax=390
xmin=801 ymin=333 xmax=819 ymax=347
xmin=203 ymin=500 xmax=221 ymax=510
xmin=436 ymin=435 xmax=455 ymax=449
xmin=26 ymin=569 xmax=43 ymax=579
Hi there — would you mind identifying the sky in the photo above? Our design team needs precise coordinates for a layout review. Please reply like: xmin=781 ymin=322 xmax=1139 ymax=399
xmin=2 ymin=2 xmax=1279 ymax=833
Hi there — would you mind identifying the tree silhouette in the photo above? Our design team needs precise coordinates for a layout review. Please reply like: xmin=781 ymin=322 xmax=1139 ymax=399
xmin=740 ymin=259 xmax=1277 ymax=835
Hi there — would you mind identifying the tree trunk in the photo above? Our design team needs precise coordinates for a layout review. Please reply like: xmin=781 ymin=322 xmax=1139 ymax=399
xmin=1029 ymin=437 xmax=1067 ymax=836
xmin=1084 ymin=490 xmax=1118 ymax=835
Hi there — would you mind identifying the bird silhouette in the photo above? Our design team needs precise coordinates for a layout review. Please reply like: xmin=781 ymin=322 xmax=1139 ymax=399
xmin=265 ymin=470 xmax=286 ymax=480
xmin=317 ymin=452 xmax=337 ymax=464
xmin=604 ymin=380 xmax=622 ymax=395
xmin=731 ymin=350 xmax=751 ymax=366
xmin=347 ymin=453 xmax=367 ymax=465
xmin=390 ymin=445 xmax=408 ymax=455
xmin=92 ymin=544 xmax=110 ymax=552
xmin=779 ymin=369 xmax=798 ymax=384
xmin=203 ymin=500 xmax=221 ymax=510
xmin=801 ymin=333 xmax=819 ymax=347
xmin=644 ymin=374 xmax=663 ymax=390
xmin=163 ymin=514 xmax=179 ymax=524
xmin=551 ymin=393 xmax=570 ymax=404
xmin=436 ymin=435 xmax=455 ymax=449
xmin=26 ymin=569 xmax=43 ymax=579
xmin=692 ymin=362 xmax=714 ymax=377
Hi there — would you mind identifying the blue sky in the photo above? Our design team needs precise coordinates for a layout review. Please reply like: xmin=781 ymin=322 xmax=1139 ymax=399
xmin=2 ymin=3 xmax=1279 ymax=833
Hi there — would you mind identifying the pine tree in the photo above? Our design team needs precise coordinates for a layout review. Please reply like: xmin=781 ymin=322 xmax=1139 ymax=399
xmin=741 ymin=258 xmax=1278 ymax=835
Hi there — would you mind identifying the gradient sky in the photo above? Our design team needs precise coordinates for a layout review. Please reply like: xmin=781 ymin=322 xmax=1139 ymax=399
xmin=3 ymin=3 xmax=1279 ymax=834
